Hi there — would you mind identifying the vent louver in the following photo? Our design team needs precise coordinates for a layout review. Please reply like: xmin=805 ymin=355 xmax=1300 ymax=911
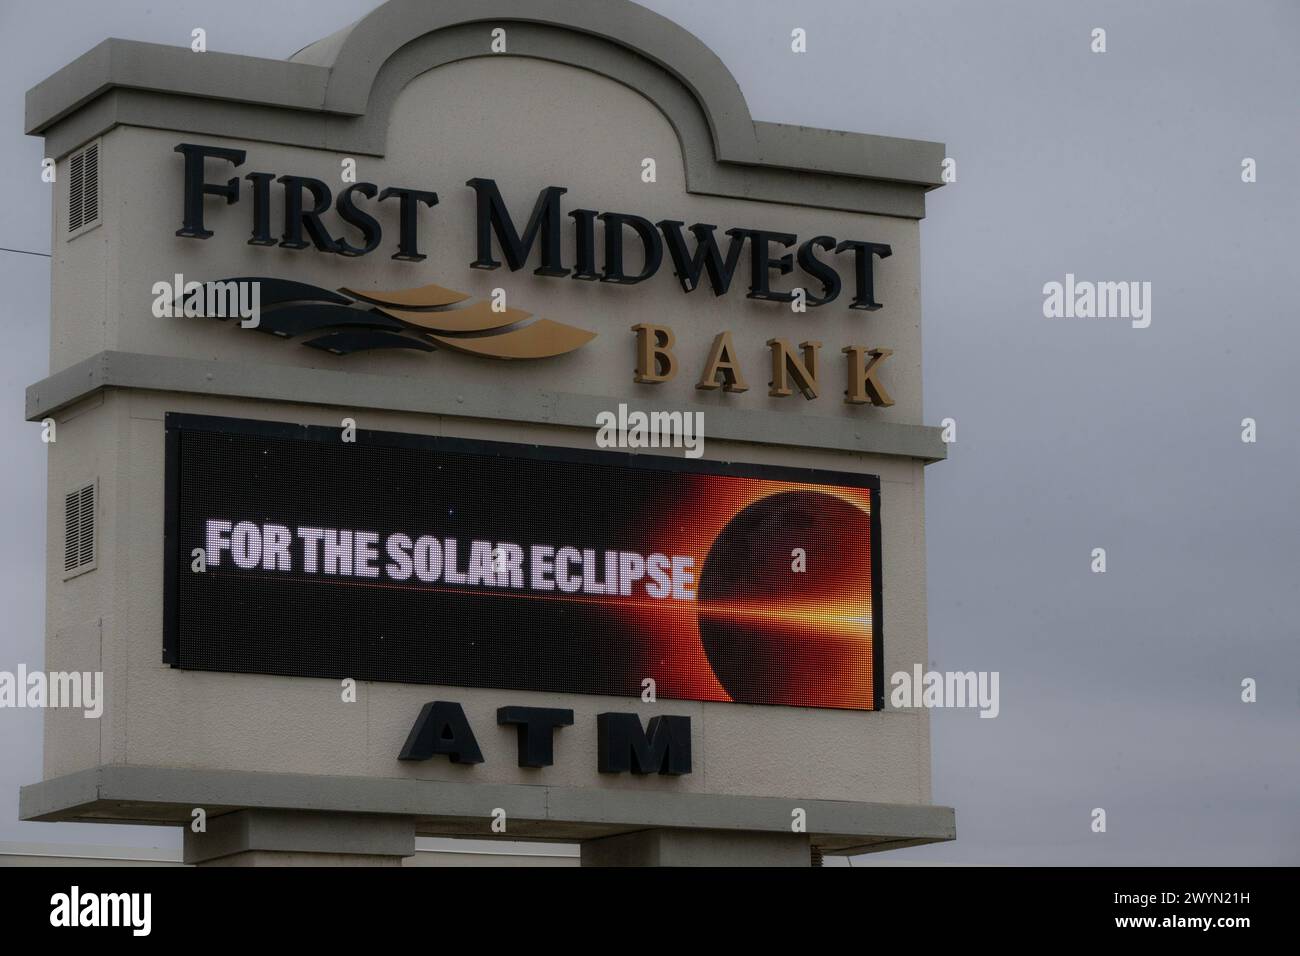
xmin=68 ymin=142 xmax=100 ymax=236
xmin=64 ymin=482 xmax=95 ymax=574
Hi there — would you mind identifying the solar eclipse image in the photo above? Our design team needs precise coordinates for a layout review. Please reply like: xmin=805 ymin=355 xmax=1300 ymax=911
xmin=167 ymin=415 xmax=880 ymax=711
xmin=629 ymin=476 xmax=878 ymax=710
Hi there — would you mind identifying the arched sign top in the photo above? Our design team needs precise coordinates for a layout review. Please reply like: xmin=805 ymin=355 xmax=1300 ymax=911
xmin=26 ymin=0 xmax=944 ymax=216
xmin=298 ymin=0 xmax=756 ymax=161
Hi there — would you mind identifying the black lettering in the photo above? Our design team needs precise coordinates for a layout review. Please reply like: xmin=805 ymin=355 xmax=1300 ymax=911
xmin=466 ymin=178 xmax=569 ymax=276
xmin=377 ymin=186 xmax=439 ymax=261
xmin=277 ymin=175 xmax=340 ymax=252
xmin=175 ymin=142 xmax=245 ymax=239
xmin=398 ymin=701 xmax=484 ymax=764
xmin=657 ymin=221 xmax=747 ymax=295
xmin=597 ymin=712 xmax=691 ymax=775
xmin=244 ymin=171 xmax=276 ymax=246
xmin=835 ymin=239 xmax=892 ymax=311
xmin=797 ymin=235 xmax=841 ymax=306
xmin=569 ymin=209 xmax=600 ymax=280
xmin=497 ymin=706 xmax=574 ymax=768
xmin=599 ymin=212 xmax=663 ymax=285
xmin=335 ymin=182 xmax=383 ymax=257
xmin=745 ymin=229 xmax=798 ymax=302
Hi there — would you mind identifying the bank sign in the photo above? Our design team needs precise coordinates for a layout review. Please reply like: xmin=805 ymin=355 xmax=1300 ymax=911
xmin=169 ymin=143 xmax=898 ymax=403
xmin=163 ymin=140 xmax=890 ymax=713
xmin=164 ymin=414 xmax=882 ymax=711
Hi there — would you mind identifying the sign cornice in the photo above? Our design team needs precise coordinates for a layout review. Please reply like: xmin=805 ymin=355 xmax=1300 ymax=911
xmin=26 ymin=0 xmax=945 ymax=217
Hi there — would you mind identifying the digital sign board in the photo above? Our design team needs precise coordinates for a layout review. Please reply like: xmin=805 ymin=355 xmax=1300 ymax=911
xmin=164 ymin=414 xmax=882 ymax=710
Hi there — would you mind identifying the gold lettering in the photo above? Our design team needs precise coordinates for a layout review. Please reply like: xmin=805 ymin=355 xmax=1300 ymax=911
xmin=632 ymin=323 xmax=677 ymax=383
xmin=696 ymin=331 xmax=748 ymax=393
xmin=842 ymin=345 xmax=894 ymax=406
xmin=767 ymin=338 xmax=820 ymax=399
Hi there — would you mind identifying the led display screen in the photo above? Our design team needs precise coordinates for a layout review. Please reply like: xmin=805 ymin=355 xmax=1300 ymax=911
xmin=164 ymin=414 xmax=882 ymax=710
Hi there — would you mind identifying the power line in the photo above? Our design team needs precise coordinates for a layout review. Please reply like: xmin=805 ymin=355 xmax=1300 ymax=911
xmin=0 ymin=246 xmax=52 ymax=258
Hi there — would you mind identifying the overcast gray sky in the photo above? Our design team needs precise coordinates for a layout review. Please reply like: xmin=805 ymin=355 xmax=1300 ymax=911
xmin=0 ymin=0 xmax=1296 ymax=864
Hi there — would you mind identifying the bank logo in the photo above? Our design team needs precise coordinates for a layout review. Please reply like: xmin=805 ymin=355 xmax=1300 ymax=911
xmin=176 ymin=276 xmax=596 ymax=359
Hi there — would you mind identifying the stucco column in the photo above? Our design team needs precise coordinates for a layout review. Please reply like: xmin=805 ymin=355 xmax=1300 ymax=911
xmin=580 ymin=828 xmax=811 ymax=866
xmin=183 ymin=809 xmax=415 ymax=866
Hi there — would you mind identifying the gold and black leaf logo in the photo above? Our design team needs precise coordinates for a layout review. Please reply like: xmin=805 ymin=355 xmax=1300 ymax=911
xmin=190 ymin=277 xmax=596 ymax=360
